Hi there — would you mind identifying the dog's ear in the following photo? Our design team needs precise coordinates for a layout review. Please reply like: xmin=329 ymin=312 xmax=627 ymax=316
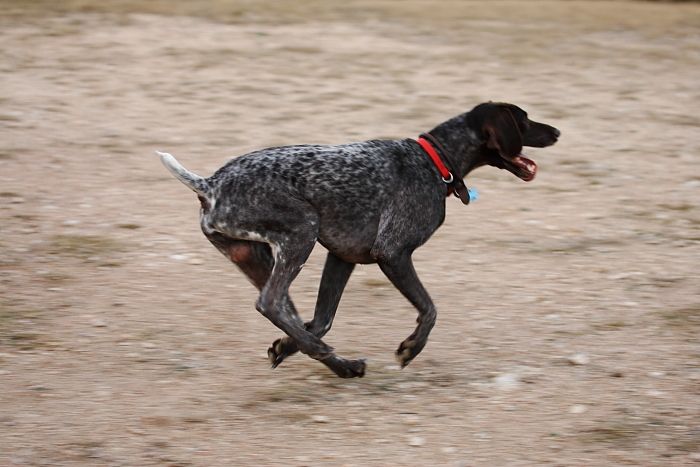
xmin=483 ymin=106 xmax=522 ymax=158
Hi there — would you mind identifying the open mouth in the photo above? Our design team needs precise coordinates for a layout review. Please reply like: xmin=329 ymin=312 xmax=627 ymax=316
xmin=505 ymin=154 xmax=537 ymax=182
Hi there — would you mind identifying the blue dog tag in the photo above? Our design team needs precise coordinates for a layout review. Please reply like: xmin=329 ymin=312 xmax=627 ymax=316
xmin=468 ymin=187 xmax=479 ymax=202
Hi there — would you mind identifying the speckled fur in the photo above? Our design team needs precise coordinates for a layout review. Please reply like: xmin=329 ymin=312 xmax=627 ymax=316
xmin=159 ymin=102 xmax=560 ymax=378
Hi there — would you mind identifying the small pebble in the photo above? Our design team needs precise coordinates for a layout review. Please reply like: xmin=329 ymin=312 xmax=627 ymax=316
xmin=311 ymin=415 xmax=329 ymax=423
xmin=569 ymin=404 xmax=587 ymax=414
xmin=568 ymin=353 xmax=590 ymax=365
xmin=493 ymin=373 xmax=520 ymax=390
xmin=408 ymin=436 xmax=425 ymax=447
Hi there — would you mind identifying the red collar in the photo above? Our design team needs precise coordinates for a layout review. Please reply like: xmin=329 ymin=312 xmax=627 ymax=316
xmin=417 ymin=136 xmax=453 ymax=183
xmin=416 ymin=134 xmax=471 ymax=205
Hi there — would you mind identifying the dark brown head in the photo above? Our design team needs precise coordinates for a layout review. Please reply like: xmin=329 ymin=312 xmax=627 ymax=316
xmin=467 ymin=102 xmax=560 ymax=181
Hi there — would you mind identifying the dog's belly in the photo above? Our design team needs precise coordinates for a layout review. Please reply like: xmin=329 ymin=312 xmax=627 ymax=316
xmin=317 ymin=220 xmax=379 ymax=264
xmin=318 ymin=239 xmax=375 ymax=264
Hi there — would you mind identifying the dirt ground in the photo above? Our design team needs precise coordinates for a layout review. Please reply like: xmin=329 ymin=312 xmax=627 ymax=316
xmin=1 ymin=1 xmax=699 ymax=465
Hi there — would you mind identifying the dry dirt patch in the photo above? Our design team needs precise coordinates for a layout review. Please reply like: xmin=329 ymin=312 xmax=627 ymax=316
xmin=1 ymin=1 xmax=699 ymax=466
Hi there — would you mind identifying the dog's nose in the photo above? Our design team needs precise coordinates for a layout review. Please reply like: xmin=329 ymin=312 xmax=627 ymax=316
xmin=552 ymin=127 xmax=561 ymax=138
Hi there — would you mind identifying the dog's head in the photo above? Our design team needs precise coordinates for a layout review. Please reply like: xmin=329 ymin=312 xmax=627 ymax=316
xmin=468 ymin=102 xmax=560 ymax=181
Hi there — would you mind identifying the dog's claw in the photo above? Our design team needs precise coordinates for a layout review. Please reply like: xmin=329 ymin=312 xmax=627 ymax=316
xmin=267 ymin=347 xmax=280 ymax=368
xmin=267 ymin=338 xmax=286 ymax=368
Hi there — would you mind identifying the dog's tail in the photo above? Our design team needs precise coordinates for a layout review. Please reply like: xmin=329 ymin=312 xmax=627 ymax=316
xmin=156 ymin=151 xmax=210 ymax=196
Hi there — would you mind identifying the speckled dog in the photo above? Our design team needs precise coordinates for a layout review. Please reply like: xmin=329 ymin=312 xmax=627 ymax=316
xmin=158 ymin=102 xmax=559 ymax=378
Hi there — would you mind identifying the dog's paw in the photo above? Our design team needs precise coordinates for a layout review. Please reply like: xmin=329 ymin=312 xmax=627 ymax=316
xmin=267 ymin=337 xmax=298 ymax=368
xmin=320 ymin=355 xmax=366 ymax=378
xmin=335 ymin=358 xmax=366 ymax=378
xmin=395 ymin=338 xmax=422 ymax=368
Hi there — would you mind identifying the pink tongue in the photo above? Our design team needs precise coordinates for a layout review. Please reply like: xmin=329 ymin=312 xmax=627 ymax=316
xmin=513 ymin=154 xmax=538 ymax=178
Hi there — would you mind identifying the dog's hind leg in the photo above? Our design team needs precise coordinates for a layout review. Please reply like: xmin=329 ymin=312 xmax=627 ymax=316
xmin=268 ymin=252 xmax=355 ymax=368
xmin=205 ymin=234 xmax=306 ymax=342
xmin=377 ymin=251 xmax=437 ymax=368
xmin=256 ymin=233 xmax=365 ymax=378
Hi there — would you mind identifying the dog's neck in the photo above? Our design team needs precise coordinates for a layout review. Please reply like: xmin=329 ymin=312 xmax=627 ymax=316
xmin=428 ymin=114 xmax=485 ymax=179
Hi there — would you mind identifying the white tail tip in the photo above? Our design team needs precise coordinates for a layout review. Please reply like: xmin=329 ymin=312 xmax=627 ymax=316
xmin=156 ymin=150 xmax=179 ymax=169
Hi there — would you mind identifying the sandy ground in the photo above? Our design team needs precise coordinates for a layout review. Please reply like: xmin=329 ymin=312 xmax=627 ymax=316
xmin=1 ymin=1 xmax=699 ymax=465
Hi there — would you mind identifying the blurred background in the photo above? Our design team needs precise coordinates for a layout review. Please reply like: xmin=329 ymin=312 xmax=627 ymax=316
xmin=1 ymin=1 xmax=699 ymax=465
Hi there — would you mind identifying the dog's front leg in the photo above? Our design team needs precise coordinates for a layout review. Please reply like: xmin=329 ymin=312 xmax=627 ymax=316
xmin=378 ymin=251 xmax=437 ymax=368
